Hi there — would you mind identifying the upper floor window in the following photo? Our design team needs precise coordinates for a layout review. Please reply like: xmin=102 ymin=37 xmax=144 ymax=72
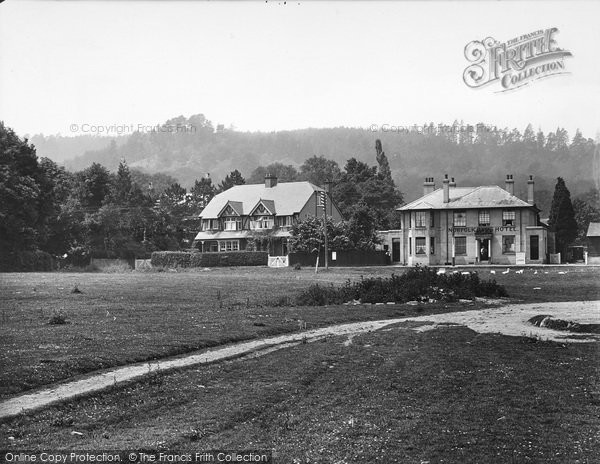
xmin=502 ymin=210 xmax=516 ymax=226
xmin=251 ymin=216 xmax=274 ymax=230
xmin=453 ymin=211 xmax=467 ymax=227
xmin=204 ymin=219 xmax=220 ymax=231
xmin=478 ymin=210 xmax=490 ymax=226
xmin=224 ymin=217 xmax=242 ymax=231
xmin=415 ymin=211 xmax=427 ymax=228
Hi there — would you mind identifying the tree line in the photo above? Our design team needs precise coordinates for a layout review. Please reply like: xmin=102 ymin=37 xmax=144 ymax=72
xmin=1 ymin=122 xmax=403 ymax=264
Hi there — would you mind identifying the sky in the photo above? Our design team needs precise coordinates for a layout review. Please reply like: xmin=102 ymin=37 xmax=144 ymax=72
xmin=1 ymin=1 xmax=599 ymax=140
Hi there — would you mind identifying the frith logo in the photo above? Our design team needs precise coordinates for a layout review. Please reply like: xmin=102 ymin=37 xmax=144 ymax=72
xmin=463 ymin=28 xmax=573 ymax=92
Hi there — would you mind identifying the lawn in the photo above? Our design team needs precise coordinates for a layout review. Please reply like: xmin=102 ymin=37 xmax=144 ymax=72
xmin=0 ymin=266 xmax=598 ymax=400
xmin=1 ymin=324 xmax=598 ymax=463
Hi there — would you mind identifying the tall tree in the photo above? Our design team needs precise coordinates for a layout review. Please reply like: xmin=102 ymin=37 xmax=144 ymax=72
xmin=217 ymin=169 xmax=245 ymax=192
xmin=190 ymin=177 xmax=216 ymax=211
xmin=548 ymin=177 xmax=578 ymax=258
xmin=375 ymin=139 xmax=392 ymax=181
xmin=248 ymin=163 xmax=299 ymax=184
xmin=299 ymin=156 xmax=341 ymax=187
xmin=0 ymin=123 xmax=47 ymax=250
xmin=73 ymin=163 xmax=111 ymax=209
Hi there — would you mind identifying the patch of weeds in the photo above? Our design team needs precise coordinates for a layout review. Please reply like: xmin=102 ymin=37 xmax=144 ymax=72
xmin=294 ymin=266 xmax=507 ymax=306
xmin=71 ymin=286 xmax=83 ymax=294
xmin=48 ymin=310 xmax=69 ymax=325
xmin=293 ymin=263 xmax=302 ymax=270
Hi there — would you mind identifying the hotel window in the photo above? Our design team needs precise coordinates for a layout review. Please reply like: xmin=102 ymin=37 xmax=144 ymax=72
xmin=415 ymin=211 xmax=427 ymax=228
xmin=415 ymin=237 xmax=426 ymax=255
xmin=455 ymin=237 xmax=467 ymax=255
xmin=478 ymin=210 xmax=490 ymax=226
xmin=430 ymin=237 xmax=435 ymax=255
xmin=430 ymin=212 xmax=435 ymax=227
xmin=453 ymin=211 xmax=467 ymax=227
xmin=219 ymin=240 xmax=240 ymax=252
xmin=502 ymin=210 xmax=515 ymax=226
xmin=224 ymin=217 xmax=242 ymax=231
xmin=409 ymin=237 xmax=412 ymax=256
xmin=502 ymin=235 xmax=515 ymax=254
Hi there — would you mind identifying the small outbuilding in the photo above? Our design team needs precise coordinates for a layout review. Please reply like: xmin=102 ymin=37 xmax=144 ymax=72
xmin=586 ymin=222 xmax=600 ymax=264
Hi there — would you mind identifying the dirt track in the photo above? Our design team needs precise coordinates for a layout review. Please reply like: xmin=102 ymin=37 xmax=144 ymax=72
xmin=1 ymin=300 xmax=598 ymax=420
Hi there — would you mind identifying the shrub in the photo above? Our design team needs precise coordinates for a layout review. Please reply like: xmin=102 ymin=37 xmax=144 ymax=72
xmin=151 ymin=251 xmax=268 ymax=268
xmin=294 ymin=266 xmax=507 ymax=306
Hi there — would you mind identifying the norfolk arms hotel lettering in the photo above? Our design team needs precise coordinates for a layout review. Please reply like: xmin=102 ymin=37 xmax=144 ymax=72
xmin=449 ymin=226 xmax=517 ymax=234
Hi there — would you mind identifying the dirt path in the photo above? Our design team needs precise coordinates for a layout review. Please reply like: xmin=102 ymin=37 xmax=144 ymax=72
xmin=1 ymin=300 xmax=598 ymax=420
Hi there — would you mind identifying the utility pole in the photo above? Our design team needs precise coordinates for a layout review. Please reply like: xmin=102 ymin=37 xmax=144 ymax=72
xmin=323 ymin=181 xmax=332 ymax=270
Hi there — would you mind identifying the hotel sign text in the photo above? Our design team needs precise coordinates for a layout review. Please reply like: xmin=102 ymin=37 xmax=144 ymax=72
xmin=449 ymin=226 xmax=516 ymax=234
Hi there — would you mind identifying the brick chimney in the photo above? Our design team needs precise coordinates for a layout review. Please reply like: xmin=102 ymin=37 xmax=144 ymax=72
xmin=443 ymin=174 xmax=450 ymax=203
xmin=527 ymin=175 xmax=535 ymax=204
xmin=423 ymin=177 xmax=435 ymax=196
xmin=265 ymin=173 xmax=278 ymax=188
xmin=505 ymin=174 xmax=514 ymax=195
xmin=449 ymin=177 xmax=457 ymax=188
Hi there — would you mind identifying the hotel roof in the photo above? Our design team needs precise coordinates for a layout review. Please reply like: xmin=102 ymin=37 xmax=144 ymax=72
xmin=398 ymin=186 xmax=533 ymax=211
xmin=199 ymin=181 xmax=324 ymax=219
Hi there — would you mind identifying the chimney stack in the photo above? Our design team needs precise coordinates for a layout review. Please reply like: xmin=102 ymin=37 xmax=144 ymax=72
xmin=443 ymin=174 xmax=450 ymax=203
xmin=423 ymin=177 xmax=435 ymax=196
xmin=527 ymin=175 xmax=535 ymax=204
xmin=265 ymin=173 xmax=278 ymax=188
xmin=505 ymin=174 xmax=514 ymax=195
xmin=449 ymin=177 xmax=457 ymax=188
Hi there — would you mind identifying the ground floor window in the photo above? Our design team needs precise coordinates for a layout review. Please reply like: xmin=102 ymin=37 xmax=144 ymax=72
xmin=502 ymin=235 xmax=515 ymax=254
xmin=455 ymin=236 xmax=467 ymax=255
xmin=219 ymin=240 xmax=240 ymax=252
xmin=415 ymin=237 xmax=426 ymax=254
xmin=430 ymin=237 xmax=435 ymax=255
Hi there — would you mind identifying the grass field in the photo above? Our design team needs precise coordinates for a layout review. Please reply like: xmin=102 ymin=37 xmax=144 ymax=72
xmin=0 ymin=266 xmax=598 ymax=400
xmin=1 ymin=324 xmax=598 ymax=463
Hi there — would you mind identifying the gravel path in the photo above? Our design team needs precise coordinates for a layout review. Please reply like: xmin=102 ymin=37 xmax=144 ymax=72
xmin=1 ymin=300 xmax=598 ymax=420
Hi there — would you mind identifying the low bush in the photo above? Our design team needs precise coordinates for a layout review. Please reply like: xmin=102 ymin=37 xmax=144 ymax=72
xmin=151 ymin=251 xmax=268 ymax=268
xmin=295 ymin=266 xmax=507 ymax=306
xmin=0 ymin=250 xmax=54 ymax=272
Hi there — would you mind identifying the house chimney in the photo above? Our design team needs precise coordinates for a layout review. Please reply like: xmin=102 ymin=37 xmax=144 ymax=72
xmin=443 ymin=174 xmax=450 ymax=203
xmin=449 ymin=177 xmax=457 ymax=188
xmin=527 ymin=175 xmax=535 ymax=204
xmin=423 ymin=177 xmax=435 ymax=196
xmin=505 ymin=174 xmax=514 ymax=195
xmin=265 ymin=173 xmax=278 ymax=188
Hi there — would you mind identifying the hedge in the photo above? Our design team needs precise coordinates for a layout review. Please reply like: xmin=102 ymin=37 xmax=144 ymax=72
xmin=151 ymin=251 xmax=268 ymax=268
xmin=0 ymin=250 xmax=54 ymax=272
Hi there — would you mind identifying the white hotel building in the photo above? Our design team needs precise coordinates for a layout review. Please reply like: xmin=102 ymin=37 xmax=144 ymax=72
xmin=379 ymin=175 xmax=552 ymax=265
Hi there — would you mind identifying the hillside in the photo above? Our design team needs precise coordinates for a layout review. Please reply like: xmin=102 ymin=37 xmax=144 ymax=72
xmin=32 ymin=114 xmax=598 ymax=213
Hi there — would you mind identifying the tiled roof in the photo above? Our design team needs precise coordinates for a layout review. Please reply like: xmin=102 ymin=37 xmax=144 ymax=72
xmin=399 ymin=186 xmax=533 ymax=211
xmin=587 ymin=222 xmax=600 ymax=237
xmin=200 ymin=181 xmax=324 ymax=219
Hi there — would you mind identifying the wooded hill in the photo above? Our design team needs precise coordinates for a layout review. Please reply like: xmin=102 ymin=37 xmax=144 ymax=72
xmin=32 ymin=114 xmax=598 ymax=215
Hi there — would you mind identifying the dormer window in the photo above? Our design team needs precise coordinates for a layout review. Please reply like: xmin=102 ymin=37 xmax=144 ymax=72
xmin=224 ymin=217 xmax=242 ymax=231
xmin=251 ymin=216 xmax=274 ymax=230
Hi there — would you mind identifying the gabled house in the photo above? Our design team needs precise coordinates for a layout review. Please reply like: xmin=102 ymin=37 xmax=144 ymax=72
xmin=194 ymin=174 xmax=343 ymax=255
xmin=380 ymin=174 xmax=552 ymax=265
